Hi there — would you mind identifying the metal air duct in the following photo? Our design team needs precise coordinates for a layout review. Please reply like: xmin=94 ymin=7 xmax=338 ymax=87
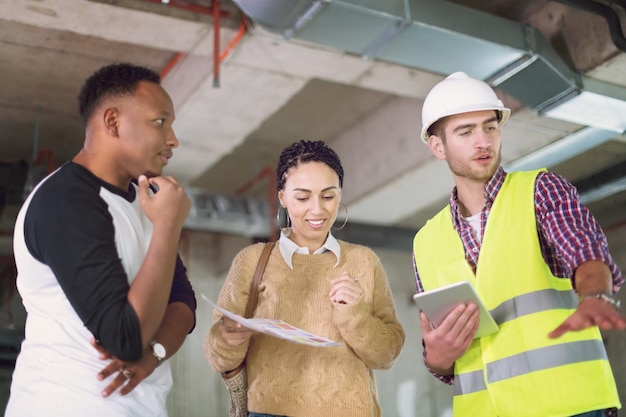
xmin=233 ymin=0 xmax=626 ymax=133
xmin=184 ymin=189 xmax=272 ymax=237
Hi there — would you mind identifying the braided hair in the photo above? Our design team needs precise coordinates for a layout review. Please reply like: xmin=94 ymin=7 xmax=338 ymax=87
xmin=77 ymin=63 xmax=161 ymax=123
xmin=276 ymin=140 xmax=344 ymax=191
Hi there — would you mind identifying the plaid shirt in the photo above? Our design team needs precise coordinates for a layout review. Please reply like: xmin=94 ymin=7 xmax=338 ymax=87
xmin=414 ymin=167 xmax=623 ymax=416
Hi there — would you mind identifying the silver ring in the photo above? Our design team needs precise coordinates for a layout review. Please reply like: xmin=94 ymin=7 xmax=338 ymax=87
xmin=122 ymin=368 xmax=134 ymax=379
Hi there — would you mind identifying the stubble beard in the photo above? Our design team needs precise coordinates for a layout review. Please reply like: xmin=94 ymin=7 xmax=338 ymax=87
xmin=447 ymin=151 xmax=501 ymax=183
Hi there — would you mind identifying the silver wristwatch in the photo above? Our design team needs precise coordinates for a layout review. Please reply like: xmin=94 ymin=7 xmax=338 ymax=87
xmin=579 ymin=292 xmax=621 ymax=309
xmin=150 ymin=341 xmax=166 ymax=366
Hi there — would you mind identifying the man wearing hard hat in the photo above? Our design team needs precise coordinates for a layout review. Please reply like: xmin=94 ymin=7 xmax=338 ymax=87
xmin=413 ymin=72 xmax=625 ymax=417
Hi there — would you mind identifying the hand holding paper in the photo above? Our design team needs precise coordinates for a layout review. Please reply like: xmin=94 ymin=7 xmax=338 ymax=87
xmin=202 ymin=294 xmax=340 ymax=347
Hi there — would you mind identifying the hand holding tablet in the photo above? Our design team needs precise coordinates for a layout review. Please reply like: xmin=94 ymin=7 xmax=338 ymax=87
xmin=413 ymin=281 xmax=499 ymax=338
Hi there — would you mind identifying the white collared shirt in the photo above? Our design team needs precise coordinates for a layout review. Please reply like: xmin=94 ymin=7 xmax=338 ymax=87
xmin=278 ymin=228 xmax=341 ymax=269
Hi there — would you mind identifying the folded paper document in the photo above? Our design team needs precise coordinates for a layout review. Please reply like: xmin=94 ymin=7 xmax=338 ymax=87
xmin=201 ymin=294 xmax=340 ymax=347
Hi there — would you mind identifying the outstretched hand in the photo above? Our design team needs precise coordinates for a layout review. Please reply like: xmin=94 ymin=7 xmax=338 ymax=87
xmin=548 ymin=298 xmax=626 ymax=338
xmin=91 ymin=338 xmax=158 ymax=398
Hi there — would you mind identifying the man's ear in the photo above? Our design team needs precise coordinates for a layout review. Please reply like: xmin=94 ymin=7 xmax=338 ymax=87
xmin=103 ymin=107 xmax=119 ymax=137
xmin=428 ymin=135 xmax=446 ymax=160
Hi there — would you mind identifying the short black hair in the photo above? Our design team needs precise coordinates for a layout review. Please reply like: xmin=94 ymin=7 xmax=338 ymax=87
xmin=77 ymin=63 xmax=161 ymax=122
xmin=276 ymin=140 xmax=344 ymax=191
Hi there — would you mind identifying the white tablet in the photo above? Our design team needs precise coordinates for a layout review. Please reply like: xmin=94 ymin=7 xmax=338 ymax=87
xmin=413 ymin=281 xmax=499 ymax=338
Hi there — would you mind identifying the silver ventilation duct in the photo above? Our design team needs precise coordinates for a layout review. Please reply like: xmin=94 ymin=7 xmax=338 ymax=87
xmin=184 ymin=189 xmax=272 ymax=237
xmin=233 ymin=0 xmax=626 ymax=133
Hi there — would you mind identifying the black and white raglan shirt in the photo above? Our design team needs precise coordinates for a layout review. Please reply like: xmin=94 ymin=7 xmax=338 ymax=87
xmin=6 ymin=161 xmax=196 ymax=417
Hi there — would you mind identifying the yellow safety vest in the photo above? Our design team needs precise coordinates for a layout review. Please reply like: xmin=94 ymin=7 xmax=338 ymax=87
xmin=413 ymin=169 xmax=620 ymax=417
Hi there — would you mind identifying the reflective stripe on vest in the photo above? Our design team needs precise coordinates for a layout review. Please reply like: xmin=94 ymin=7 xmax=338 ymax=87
xmin=455 ymin=339 xmax=608 ymax=395
xmin=490 ymin=288 xmax=577 ymax=325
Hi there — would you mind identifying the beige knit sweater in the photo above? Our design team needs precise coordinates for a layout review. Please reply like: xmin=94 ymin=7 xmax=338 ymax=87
xmin=205 ymin=241 xmax=405 ymax=417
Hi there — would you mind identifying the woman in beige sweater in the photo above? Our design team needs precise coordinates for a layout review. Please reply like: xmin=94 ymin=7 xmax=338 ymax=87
xmin=205 ymin=140 xmax=405 ymax=417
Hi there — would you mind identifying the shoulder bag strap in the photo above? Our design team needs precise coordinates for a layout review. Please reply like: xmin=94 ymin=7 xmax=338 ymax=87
xmin=222 ymin=241 xmax=275 ymax=379
xmin=244 ymin=241 xmax=275 ymax=319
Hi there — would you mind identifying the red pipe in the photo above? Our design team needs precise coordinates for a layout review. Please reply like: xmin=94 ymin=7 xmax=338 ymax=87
xmin=144 ymin=0 xmax=233 ymax=84
xmin=236 ymin=166 xmax=278 ymax=241
xmin=220 ymin=18 xmax=247 ymax=62
xmin=140 ymin=0 xmax=229 ymax=17
xmin=160 ymin=52 xmax=184 ymax=79
xmin=159 ymin=15 xmax=247 ymax=86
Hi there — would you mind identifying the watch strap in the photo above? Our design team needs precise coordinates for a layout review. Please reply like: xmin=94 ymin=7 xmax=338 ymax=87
xmin=579 ymin=292 xmax=621 ymax=309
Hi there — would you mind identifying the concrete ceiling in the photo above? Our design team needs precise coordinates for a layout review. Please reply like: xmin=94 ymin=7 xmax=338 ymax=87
xmin=1 ymin=0 xmax=626 ymax=247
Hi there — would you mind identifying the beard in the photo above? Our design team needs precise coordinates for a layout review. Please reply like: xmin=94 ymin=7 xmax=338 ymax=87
xmin=446 ymin=149 xmax=501 ymax=183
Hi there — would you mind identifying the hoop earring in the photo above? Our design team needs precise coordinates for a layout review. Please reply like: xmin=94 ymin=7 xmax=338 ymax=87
xmin=333 ymin=203 xmax=348 ymax=231
xmin=276 ymin=206 xmax=291 ymax=229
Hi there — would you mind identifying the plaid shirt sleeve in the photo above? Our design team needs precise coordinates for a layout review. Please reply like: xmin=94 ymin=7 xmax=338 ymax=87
xmin=535 ymin=171 xmax=624 ymax=293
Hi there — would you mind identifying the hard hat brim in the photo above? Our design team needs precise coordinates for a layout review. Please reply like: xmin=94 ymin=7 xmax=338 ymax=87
xmin=420 ymin=106 xmax=511 ymax=143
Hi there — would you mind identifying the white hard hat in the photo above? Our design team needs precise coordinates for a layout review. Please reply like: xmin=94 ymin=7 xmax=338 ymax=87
xmin=420 ymin=72 xmax=511 ymax=143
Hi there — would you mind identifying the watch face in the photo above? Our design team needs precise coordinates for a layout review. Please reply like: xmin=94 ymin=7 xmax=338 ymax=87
xmin=153 ymin=342 xmax=166 ymax=358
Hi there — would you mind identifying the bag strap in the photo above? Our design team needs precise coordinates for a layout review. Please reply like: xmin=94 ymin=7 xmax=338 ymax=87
xmin=244 ymin=241 xmax=275 ymax=319
xmin=222 ymin=241 xmax=275 ymax=380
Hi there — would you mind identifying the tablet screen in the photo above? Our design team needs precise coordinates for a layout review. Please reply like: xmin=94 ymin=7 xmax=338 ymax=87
xmin=413 ymin=281 xmax=499 ymax=338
